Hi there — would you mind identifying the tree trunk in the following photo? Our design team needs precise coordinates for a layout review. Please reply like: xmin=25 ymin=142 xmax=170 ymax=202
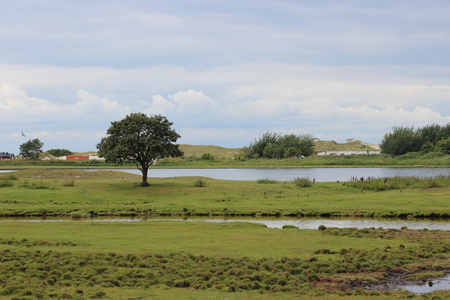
xmin=141 ymin=166 xmax=149 ymax=187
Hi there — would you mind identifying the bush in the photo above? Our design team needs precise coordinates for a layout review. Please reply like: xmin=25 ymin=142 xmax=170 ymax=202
xmin=293 ymin=177 xmax=312 ymax=188
xmin=245 ymin=131 xmax=315 ymax=159
xmin=257 ymin=179 xmax=277 ymax=184
xmin=201 ymin=153 xmax=215 ymax=160
xmin=0 ymin=179 xmax=13 ymax=188
xmin=62 ymin=179 xmax=76 ymax=186
xmin=193 ymin=179 xmax=208 ymax=187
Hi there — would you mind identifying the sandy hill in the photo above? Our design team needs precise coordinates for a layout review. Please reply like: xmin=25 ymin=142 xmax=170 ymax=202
xmin=314 ymin=140 xmax=379 ymax=152
xmin=75 ymin=140 xmax=379 ymax=159
xmin=178 ymin=144 xmax=240 ymax=159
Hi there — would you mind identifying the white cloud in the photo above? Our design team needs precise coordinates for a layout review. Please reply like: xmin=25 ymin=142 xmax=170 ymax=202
xmin=0 ymin=83 xmax=130 ymax=124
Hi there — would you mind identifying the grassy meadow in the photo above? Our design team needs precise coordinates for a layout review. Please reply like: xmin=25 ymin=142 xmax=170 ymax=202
xmin=0 ymin=169 xmax=449 ymax=299
xmin=0 ymin=169 xmax=449 ymax=217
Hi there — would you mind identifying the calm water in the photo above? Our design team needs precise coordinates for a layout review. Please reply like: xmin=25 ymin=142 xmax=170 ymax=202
xmin=114 ymin=167 xmax=449 ymax=182
xmin=1 ymin=167 xmax=448 ymax=182
xmin=2 ymin=216 xmax=449 ymax=231
xmin=398 ymin=274 xmax=450 ymax=294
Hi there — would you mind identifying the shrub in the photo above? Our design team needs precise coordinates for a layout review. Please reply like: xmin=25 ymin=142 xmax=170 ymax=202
xmin=201 ymin=153 xmax=215 ymax=160
xmin=257 ymin=179 xmax=277 ymax=184
xmin=0 ymin=179 xmax=13 ymax=188
xmin=294 ymin=177 xmax=312 ymax=188
xmin=193 ymin=179 xmax=208 ymax=187
xmin=282 ymin=225 xmax=297 ymax=229
xmin=62 ymin=179 xmax=76 ymax=186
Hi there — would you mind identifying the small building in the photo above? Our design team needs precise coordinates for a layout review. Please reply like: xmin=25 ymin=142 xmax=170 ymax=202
xmin=316 ymin=150 xmax=381 ymax=156
xmin=66 ymin=155 xmax=89 ymax=161
xmin=0 ymin=152 xmax=15 ymax=160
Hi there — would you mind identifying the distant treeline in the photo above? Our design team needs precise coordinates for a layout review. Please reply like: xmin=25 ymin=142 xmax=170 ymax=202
xmin=381 ymin=123 xmax=450 ymax=156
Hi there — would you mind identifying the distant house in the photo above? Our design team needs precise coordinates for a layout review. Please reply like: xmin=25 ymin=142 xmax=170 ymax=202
xmin=57 ymin=155 xmax=105 ymax=161
xmin=66 ymin=155 xmax=89 ymax=161
xmin=0 ymin=152 xmax=15 ymax=160
xmin=315 ymin=150 xmax=381 ymax=156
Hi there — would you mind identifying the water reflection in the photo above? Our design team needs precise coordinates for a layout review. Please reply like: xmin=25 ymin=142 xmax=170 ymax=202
xmin=1 ymin=167 xmax=449 ymax=182
xmin=398 ymin=274 xmax=450 ymax=294
xmin=114 ymin=167 xmax=450 ymax=182
xmin=144 ymin=217 xmax=450 ymax=230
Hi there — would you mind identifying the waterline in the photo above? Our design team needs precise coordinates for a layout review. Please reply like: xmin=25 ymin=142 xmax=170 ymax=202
xmin=2 ymin=217 xmax=449 ymax=230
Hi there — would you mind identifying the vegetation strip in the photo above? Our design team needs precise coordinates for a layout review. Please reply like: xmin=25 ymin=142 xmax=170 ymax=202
xmin=0 ymin=226 xmax=448 ymax=298
xmin=0 ymin=169 xmax=449 ymax=218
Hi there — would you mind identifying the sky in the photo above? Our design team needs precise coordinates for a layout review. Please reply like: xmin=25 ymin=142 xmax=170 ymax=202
xmin=1 ymin=0 xmax=450 ymax=153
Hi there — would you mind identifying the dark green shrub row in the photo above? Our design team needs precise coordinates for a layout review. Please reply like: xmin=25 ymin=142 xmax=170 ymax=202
xmin=381 ymin=123 xmax=450 ymax=156
xmin=0 ymin=238 xmax=77 ymax=247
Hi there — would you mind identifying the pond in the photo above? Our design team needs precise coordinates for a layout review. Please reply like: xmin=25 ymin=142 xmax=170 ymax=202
xmin=2 ymin=216 xmax=450 ymax=231
xmin=112 ymin=167 xmax=450 ymax=182
xmin=1 ymin=167 xmax=449 ymax=182
xmin=397 ymin=274 xmax=450 ymax=294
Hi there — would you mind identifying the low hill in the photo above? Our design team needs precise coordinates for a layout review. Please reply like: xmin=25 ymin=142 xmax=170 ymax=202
xmin=74 ymin=140 xmax=379 ymax=159
xmin=178 ymin=144 xmax=241 ymax=159
xmin=314 ymin=140 xmax=379 ymax=152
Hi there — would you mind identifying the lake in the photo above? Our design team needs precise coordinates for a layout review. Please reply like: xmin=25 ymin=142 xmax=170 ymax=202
xmin=3 ymin=216 xmax=449 ymax=231
xmin=1 ymin=167 xmax=448 ymax=182
xmin=113 ymin=167 xmax=450 ymax=182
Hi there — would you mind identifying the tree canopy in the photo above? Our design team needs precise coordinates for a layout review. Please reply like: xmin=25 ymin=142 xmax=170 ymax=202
xmin=242 ymin=131 xmax=315 ymax=159
xmin=19 ymin=138 xmax=43 ymax=160
xmin=47 ymin=149 xmax=73 ymax=157
xmin=97 ymin=113 xmax=183 ymax=186
xmin=381 ymin=123 xmax=450 ymax=156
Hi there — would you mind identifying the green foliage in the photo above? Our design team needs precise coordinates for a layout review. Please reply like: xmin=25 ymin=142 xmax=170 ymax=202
xmin=420 ymin=141 xmax=434 ymax=154
xmin=19 ymin=138 xmax=43 ymax=160
xmin=380 ymin=126 xmax=423 ymax=156
xmin=382 ymin=123 xmax=450 ymax=156
xmin=193 ymin=178 xmax=208 ymax=187
xmin=62 ymin=178 xmax=76 ymax=186
xmin=0 ymin=179 xmax=13 ymax=188
xmin=435 ymin=138 xmax=450 ymax=154
xmin=0 ymin=174 xmax=18 ymax=188
xmin=200 ymin=153 xmax=215 ymax=160
xmin=343 ymin=175 xmax=449 ymax=191
xmin=257 ymin=179 xmax=278 ymax=184
xmin=47 ymin=149 xmax=73 ymax=157
xmin=293 ymin=177 xmax=313 ymax=188
xmin=97 ymin=113 xmax=183 ymax=186
xmin=245 ymin=131 xmax=315 ymax=159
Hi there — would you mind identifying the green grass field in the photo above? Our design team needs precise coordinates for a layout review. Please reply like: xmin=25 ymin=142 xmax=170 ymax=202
xmin=0 ymin=220 xmax=448 ymax=299
xmin=0 ymin=169 xmax=449 ymax=299
xmin=0 ymin=169 xmax=448 ymax=218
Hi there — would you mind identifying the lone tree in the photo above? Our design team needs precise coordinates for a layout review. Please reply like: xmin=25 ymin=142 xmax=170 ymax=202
xmin=20 ymin=138 xmax=43 ymax=160
xmin=97 ymin=113 xmax=183 ymax=186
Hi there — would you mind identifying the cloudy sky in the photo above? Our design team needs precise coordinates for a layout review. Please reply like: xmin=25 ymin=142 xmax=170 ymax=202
xmin=1 ymin=0 xmax=450 ymax=153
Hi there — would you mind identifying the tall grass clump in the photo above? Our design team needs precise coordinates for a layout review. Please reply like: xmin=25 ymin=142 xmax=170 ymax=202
xmin=0 ymin=179 xmax=13 ymax=188
xmin=0 ymin=174 xmax=18 ymax=188
xmin=257 ymin=178 xmax=278 ymax=184
xmin=343 ymin=175 xmax=449 ymax=191
xmin=293 ymin=177 xmax=312 ymax=188
xmin=193 ymin=178 xmax=208 ymax=187
xmin=0 ymin=174 xmax=19 ymax=181
xmin=25 ymin=180 xmax=51 ymax=190
xmin=62 ymin=178 xmax=76 ymax=186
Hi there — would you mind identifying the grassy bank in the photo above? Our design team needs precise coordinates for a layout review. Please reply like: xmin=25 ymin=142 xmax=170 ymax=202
xmin=0 ymin=221 xmax=448 ymax=299
xmin=0 ymin=169 xmax=449 ymax=218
